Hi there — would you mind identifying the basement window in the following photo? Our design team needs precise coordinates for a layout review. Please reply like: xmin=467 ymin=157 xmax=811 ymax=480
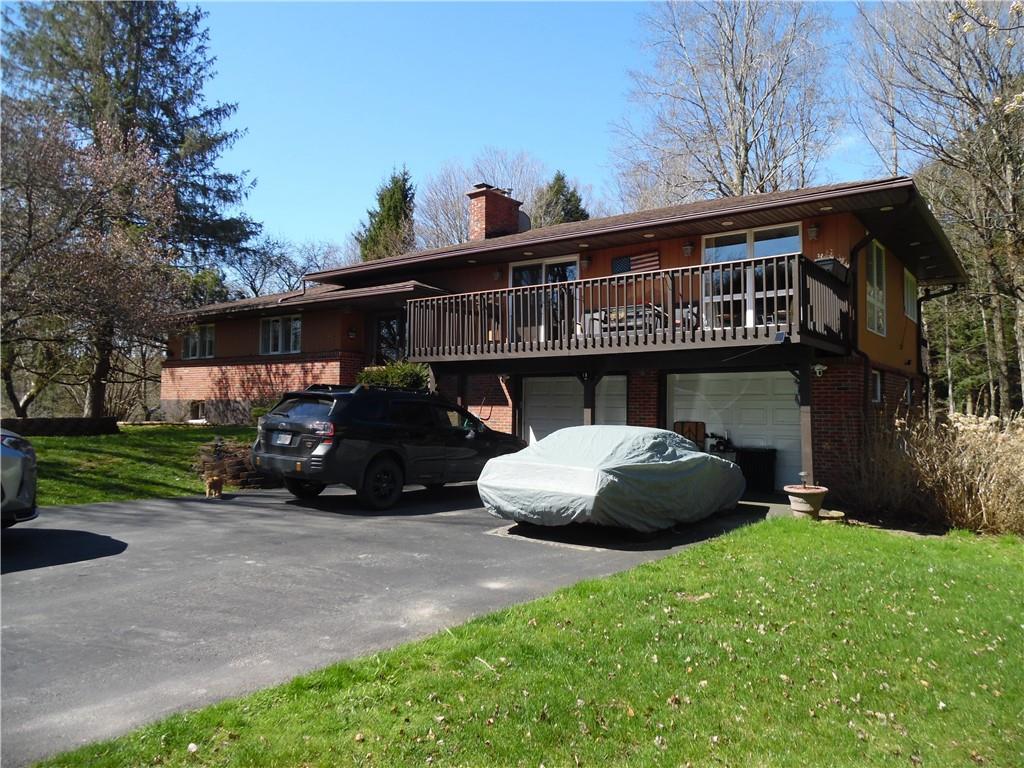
xmin=871 ymin=370 xmax=883 ymax=404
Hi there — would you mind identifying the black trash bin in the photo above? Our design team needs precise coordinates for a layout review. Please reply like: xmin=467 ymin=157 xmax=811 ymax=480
xmin=734 ymin=447 xmax=777 ymax=492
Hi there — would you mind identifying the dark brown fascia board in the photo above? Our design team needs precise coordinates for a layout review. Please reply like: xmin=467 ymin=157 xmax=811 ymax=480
xmin=911 ymin=194 xmax=968 ymax=285
xmin=176 ymin=281 xmax=445 ymax=323
xmin=307 ymin=176 xmax=919 ymax=282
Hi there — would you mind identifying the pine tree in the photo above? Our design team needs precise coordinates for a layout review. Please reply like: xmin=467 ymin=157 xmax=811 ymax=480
xmin=356 ymin=168 xmax=416 ymax=261
xmin=531 ymin=171 xmax=590 ymax=228
xmin=3 ymin=1 xmax=259 ymax=268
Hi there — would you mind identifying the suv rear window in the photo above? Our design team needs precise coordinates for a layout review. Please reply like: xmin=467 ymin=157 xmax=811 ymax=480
xmin=270 ymin=397 xmax=335 ymax=420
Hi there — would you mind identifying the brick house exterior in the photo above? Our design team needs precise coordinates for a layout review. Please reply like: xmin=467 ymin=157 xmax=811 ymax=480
xmin=161 ymin=177 xmax=965 ymax=497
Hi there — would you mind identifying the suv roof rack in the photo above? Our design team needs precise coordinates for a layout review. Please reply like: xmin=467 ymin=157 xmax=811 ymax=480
xmin=302 ymin=383 xmax=434 ymax=395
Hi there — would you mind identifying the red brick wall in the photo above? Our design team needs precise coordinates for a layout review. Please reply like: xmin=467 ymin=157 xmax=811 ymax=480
xmin=811 ymin=356 xmax=867 ymax=495
xmin=160 ymin=351 xmax=365 ymax=423
xmin=627 ymin=369 xmax=660 ymax=427
xmin=465 ymin=375 xmax=513 ymax=434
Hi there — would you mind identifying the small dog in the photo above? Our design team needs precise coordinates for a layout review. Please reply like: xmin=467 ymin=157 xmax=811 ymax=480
xmin=205 ymin=474 xmax=224 ymax=499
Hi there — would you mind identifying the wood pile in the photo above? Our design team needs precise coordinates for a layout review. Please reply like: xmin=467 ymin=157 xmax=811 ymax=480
xmin=193 ymin=439 xmax=278 ymax=489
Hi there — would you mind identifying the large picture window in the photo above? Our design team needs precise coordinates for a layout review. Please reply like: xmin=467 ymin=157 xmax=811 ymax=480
xmin=867 ymin=241 xmax=887 ymax=336
xmin=183 ymin=324 xmax=214 ymax=359
xmin=701 ymin=224 xmax=800 ymax=328
xmin=260 ymin=315 xmax=301 ymax=355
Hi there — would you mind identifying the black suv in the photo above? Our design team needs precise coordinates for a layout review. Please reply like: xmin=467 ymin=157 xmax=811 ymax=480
xmin=253 ymin=384 xmax=525 ymax=509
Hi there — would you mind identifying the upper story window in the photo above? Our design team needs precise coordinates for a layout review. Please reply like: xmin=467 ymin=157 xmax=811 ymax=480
xmin=904 ymin=268 xmax=918 ymax=322
xmin=866 ymin=241 xmax=887 ymax=336
xmin=703 ymin=224 xmax=801 ymax=264
xmin=183 ymin=324 xmax=214 ymax=359
xmin=260 ymin=315 xmax=301 ymax=355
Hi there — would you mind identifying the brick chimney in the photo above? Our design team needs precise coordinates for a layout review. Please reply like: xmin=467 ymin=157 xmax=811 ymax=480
xmin=467 ymin=183 xmax=525 ymax=240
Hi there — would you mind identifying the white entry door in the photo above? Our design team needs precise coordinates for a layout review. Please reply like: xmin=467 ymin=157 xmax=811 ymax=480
xmin=522 ymin=376 xmax=583 ymax=443
xmin=667 ymin=371 xmax=801 ymax=489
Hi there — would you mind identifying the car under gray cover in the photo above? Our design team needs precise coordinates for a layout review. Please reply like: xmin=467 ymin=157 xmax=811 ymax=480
xmin=477 ymin=426 xmax=746 ymax=532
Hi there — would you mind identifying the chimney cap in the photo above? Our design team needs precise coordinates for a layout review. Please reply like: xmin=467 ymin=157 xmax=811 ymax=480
xmin=467 ymin=181 xmax=521 ymax=205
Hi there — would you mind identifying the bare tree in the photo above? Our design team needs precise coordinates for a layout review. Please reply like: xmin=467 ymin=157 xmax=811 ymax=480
xmin=616 ymin=0 xmax=840 ymax=207
xmin=855 ymin=0 xmax=1024 ymax=407
xmin=224 ymin=238 xmax=352 ymax=297
xmin=1 ymin=100 xmax=181 ymax=417
xmin=415 ymin=148 xmax=547 ymax=249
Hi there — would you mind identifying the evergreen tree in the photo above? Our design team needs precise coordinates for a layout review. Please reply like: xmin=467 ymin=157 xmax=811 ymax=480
xmin=356 ymin=168 xmax=415 ymax=261
xmin=531 ymin=171 xmax=590 ymax=228
xmin=3 ymin=1 xmax=259 ymax=268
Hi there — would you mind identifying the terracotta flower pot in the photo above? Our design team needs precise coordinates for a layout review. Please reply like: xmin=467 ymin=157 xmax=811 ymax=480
xmin=783 ymin=484 xmax=829 ymax=518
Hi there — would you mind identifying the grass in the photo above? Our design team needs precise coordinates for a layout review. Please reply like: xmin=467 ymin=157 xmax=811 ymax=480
xmin=38 ymin=519 xmax=1023 ymax=767
xmin=32 ymin=425 xmax=256 ymax=506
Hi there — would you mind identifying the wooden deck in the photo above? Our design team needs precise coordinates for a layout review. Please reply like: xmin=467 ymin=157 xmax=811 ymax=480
xmin=406 ymin=253 xmax=850 ymax=362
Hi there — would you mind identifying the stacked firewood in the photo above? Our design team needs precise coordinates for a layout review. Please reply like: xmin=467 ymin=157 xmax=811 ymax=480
xmin=193 ymin=439 xmax=277 ymax=489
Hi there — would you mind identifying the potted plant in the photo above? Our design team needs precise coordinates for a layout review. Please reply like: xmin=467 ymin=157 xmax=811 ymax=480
xmin=783 ymin=472 xmax=829 ymax=518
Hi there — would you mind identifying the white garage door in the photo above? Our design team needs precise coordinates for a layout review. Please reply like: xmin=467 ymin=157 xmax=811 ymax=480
xmin=523 ymin=377 xmax=583 ymax=443
xmin=596 ymin=375 xmax=628 ymax=425
xmin=667 ymin=371 xmax=801 ymax=489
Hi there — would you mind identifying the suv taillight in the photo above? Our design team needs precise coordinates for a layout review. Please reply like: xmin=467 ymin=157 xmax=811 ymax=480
xmin=310 ymin=421 xmax=335 ymax=437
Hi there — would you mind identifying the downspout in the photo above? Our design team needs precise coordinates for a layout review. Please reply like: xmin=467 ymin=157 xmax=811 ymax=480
xmin=917 ymin=284 xmax=958 ymax=415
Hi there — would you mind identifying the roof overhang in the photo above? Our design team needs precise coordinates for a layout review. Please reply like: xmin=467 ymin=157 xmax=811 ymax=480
xmin=179 ymin=281 xmax=447 ymax=322
xmin=308 ymin=176 xmax=966 ymax=287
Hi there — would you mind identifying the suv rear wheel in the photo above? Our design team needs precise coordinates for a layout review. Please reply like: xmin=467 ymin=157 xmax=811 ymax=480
xmin=358 ymin=456 xmax=404 ymax=510
xmin=284 ymin=478 xmax=325 ymax=499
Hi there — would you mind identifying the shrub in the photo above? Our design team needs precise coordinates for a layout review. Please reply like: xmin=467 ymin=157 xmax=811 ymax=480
xmin=250 ymin=401 xmax=275 ymax=423
xmin=847 ymin=413 xmax=1024 ymax=535
xmin=357 ymin=361 xmax=430 ymax=390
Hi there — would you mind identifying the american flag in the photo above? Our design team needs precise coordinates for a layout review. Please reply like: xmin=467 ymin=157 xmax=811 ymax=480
xmin=612 ymin=251 xmax=661 ymax=274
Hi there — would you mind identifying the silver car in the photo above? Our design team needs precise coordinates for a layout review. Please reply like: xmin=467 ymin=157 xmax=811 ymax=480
xmin=1 ymin=429 xmax=38 ymax=528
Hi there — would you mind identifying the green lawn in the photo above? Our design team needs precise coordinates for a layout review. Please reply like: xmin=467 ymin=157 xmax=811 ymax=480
xmin=32 ymin=425 xmax=256 ymax=506
xmin=39 ymin=520 xmax=1023 ymax=767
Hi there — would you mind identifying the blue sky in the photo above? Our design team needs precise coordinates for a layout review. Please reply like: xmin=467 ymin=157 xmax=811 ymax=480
xmin=200 ymin=1 xmax=882 ymax=245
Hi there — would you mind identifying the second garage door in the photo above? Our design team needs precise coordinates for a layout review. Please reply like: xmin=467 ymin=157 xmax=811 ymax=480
xmin=522 ymin=375 xmax=629 ymax=443
xmin=667 ymin=371 xmax=801 ymax=489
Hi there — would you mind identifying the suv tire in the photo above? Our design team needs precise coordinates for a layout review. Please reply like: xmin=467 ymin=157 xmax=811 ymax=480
xmin=284 ymin=478 xmax=326 ymax=499
xmin=358 ymin=456 xmax=404 ymax=510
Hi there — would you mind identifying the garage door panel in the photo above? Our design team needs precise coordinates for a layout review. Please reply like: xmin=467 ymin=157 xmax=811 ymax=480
xmin=668 ymin=371 xmax=800 ymax=489
xmin=523 ymin=377 xmax=583 ymax=443
xmin=596 ymin=375 xmax=627 ymax=426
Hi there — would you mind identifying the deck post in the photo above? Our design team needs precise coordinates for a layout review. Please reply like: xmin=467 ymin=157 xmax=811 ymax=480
xmin=456 ymin=374 xmax=467 ymax=407
xmin=580 ymin=371 xmax=600 ymax=426
xmin=798 ymin=356 xmax=814 ymax=486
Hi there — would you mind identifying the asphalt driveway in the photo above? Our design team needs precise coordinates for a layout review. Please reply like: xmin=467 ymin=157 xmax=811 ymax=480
xmin=1 ymin=485 xmax=766 ymax=766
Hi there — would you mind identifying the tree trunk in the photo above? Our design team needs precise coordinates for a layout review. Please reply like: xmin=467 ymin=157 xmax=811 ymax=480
xmin=984 ymin=260 xmax=1012 ymax=415
xmin=944 ymin=295 xmax=955 ymax=415
xmin=979 ymin=302 xmax=996 ymax=412
xmin=83 ymin=328 xmax=115 ymax=418
xmin=1016 ymin=297 xmax=1024 ymax=409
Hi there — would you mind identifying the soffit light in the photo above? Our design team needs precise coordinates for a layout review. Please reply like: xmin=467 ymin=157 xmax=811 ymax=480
xmin=577 ymin=243 xmax=589 ymax=248
xmin=909 ymin=241 xmax=921 ymax=247
xmin=819 ymin=205 xmax=834 ymax=212
xmin=467 ymin=259 xmax=477 ymax=264
xmin=523 ymin=251 xmax=534 ymax=256
xmin=642 ymin=233 xmax=656 ymax=239
xmin=880 ymin=206 xmax=894 ymax=212
xmin=720 ymin=220 xmax=734 ymax=227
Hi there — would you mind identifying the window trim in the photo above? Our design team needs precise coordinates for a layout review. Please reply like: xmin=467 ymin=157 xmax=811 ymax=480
xmin=259 ymin=314 xmax=302 ymax=355
xmin=701 ymin=221 xmax=803 ymax=264
xmin=866 ymin=241 xmax=887 ymax=337
xmin=182 ymin=324 xmax=215 ymax=360
xmin=903 ymin=268 xmax=918 ymax=322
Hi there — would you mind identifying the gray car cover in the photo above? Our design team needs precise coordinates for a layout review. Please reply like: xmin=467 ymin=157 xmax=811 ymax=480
xmin=478 ymin=425 xmax=746 ymax=532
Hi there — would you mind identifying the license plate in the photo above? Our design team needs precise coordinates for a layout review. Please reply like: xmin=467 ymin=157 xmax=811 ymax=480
xmin=272 ymin=431 xmax=292 ymax=446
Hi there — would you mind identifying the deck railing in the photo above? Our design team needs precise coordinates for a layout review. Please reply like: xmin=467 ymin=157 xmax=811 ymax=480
xmin=406 ymin=253 xmax=849 ymax=361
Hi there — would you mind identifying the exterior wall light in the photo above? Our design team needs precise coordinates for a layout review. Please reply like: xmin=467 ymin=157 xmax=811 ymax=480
xmin=808 ymin=223 xmax=820 ymax=241
xmin=347 ymin=328 xmax=357 ymax=340
xmin=682 ymin=242 xmax=694 ymax=259
xmin=580 ymin=255 xmax=592 ymax=268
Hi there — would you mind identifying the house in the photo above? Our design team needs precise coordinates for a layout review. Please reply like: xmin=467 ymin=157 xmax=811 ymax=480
xmin=161 ymin=176 xmax=966 ymax=496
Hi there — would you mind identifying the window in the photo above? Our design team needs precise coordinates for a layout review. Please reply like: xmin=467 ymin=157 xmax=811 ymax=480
xmin=904 ymin=379 xmax=913 ymax=405
xmin=701 ymin=224 xmax=800 ymax=328
xmin=260 ymin=315 xmax=301 ymax=355
xmin=871 ymin=370 xmax=883 ymax=403
xmin=269 ymin=397 xmax=333 ymax=420
xmin=866 ymin=241 xmax=887 ymax=336
xmin=904 ymin=268 xmax=918 ymax=321
xmin=375 ymin=313 xmax=403 ymax=364
xmin=389 ymin=400 xmax=437 ymax=427
xmin=188 ymin=400 xmax=206 ymax=421
xmin=183 ymin=324 xmax=214 ymax=359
